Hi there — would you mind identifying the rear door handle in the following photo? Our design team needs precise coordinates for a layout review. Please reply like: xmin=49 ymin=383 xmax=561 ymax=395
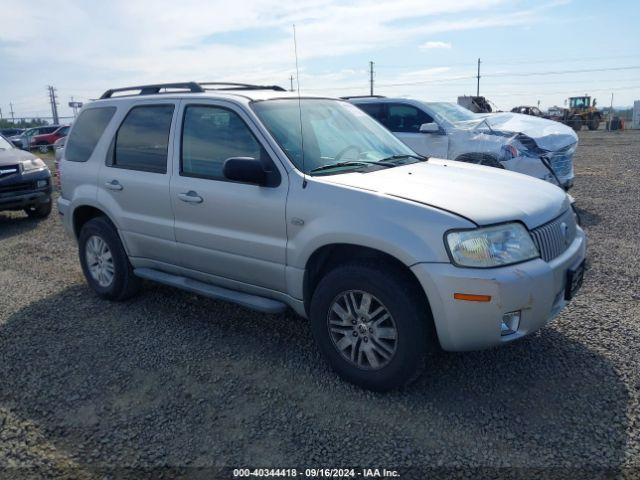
xmin=105 ymin=180 xmax=123 ymax=191
xmin=178 ymin=191 xmax=203 ymax=203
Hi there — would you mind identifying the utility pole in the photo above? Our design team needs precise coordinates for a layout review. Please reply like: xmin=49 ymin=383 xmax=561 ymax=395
xmin=608 ymin=92 xmax=614 ymax=131
xmin=369 ymin=61 xmax=375 ymax=96
xmin=0 ymin=107 xmax=3 ymax=120
xmin=47 ymin=86 xmax=59 ymax=124
xmin=9 ymin=103 xmax=15 ymax=123
xmin=290 ymin=74 xmax=295 ymax=92
xmin=476 ymin=58 xmax=481 ymax=97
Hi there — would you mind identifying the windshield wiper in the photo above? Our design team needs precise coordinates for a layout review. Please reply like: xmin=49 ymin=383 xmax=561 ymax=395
xmin=377 ymin=154 xmax=428 ymax=163
xmin=309 ymin=160 xmax=396 ymax=175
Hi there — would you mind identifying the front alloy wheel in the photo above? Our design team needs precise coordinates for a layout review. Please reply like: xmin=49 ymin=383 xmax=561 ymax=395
xmin=328 ymin=290 xmax=398 ymax=370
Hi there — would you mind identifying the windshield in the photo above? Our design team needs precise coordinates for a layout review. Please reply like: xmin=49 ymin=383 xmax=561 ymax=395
xmin=252 ymin=99 xmax=416 ymax=174
xmin=426 ymin=102 xmax=478 ymax=123
xmin=0 ymin=135 xmax=13 ymax=150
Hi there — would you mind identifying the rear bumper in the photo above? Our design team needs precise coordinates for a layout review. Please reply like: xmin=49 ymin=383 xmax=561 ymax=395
xmin=411 ymin=227 xmax=586 ymax=352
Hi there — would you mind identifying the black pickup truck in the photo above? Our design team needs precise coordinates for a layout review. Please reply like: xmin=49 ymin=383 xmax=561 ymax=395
xmin=0 ymin=134 xmax=52 ymax=218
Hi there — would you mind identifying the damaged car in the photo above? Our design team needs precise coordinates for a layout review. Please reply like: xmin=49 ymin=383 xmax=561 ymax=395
xmin=347 ymin=97 xmax=578 ymax=190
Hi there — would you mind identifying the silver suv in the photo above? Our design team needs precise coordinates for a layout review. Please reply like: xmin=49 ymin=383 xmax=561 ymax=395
xmin=58 ymin=82 xmax=587 ymax=391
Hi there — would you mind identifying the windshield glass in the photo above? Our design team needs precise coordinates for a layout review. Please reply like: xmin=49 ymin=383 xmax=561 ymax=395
xmin=0 ymin=135 xmax=13 ymax=150
xmin=252 ymin=99 xmax=416 ymax=174
xmin=426 ymin=102 xmax=477 ymax=123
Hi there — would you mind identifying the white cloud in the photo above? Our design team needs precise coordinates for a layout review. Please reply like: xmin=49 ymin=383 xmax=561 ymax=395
xmin=420 ymin=41 xmax=452 ymax=50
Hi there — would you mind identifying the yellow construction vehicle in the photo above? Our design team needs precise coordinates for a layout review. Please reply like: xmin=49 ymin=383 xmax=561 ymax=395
xmin=561 ymin=95 xmax=602 ymax=131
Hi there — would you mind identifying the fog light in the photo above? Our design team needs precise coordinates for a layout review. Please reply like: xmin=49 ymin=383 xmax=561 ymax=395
xmin=37 ymin=180 xmax=48 ymax=188
xmin=501 ymin=311 xmax=521 ymax=336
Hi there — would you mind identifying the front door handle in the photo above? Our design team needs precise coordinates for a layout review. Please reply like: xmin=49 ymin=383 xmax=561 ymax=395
xmin=105 ymin=180 xmax=123 ymax=191
xmin=178 ymin=191 xmax=203 ymax=204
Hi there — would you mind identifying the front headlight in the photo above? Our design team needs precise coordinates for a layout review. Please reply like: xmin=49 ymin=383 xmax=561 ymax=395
xmin=446 ymin=222 xmax=539 ymax=268
xmin=21 ymin=158 xmax=46 ymax=172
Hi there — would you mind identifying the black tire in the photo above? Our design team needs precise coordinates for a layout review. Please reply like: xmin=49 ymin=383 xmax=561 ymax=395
xmin=588 ymin=116 xmax=600 ymax=131
xmin=570 ymin=115 xmax=583 ymax=132
xmin=37 ymin=143 xmax=49 ymax=153
xmin=78 ymin=216 xmax=140 ymax=301
xmin=309 ymin=262 xmax=434 ymax=391
xmin=456 ymin=153 xmax=503 ymax=169
xmin=24 ymin=200 xmax=52 ymax=219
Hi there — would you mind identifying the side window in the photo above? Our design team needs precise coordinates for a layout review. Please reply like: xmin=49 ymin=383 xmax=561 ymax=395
xmin=113 ymin=105 xmax=174 ymax=173
xmin=387 ymin=104 xmax=434 ymax=133
xmin=356 ymin=103 xmax=386 ymax=123
xmin=65 ymin=107 xmax=116 ymax=162
xmin=181 ymin=105 xmax=263 ymax=181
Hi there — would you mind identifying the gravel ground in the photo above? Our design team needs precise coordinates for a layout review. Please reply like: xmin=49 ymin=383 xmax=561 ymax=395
xmin=0 ymin=130 xmax=639 ymax=479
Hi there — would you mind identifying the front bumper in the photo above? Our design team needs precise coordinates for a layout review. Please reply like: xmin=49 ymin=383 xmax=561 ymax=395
xmin=411 ymin=227 xmax=586 ymax=351
xmin=0 ymin=168 xmax=52 ymax=211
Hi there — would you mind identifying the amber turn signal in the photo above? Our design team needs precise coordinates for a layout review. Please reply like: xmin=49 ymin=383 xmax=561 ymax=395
xmin=453 ymin=293 xmax=492 ymax=302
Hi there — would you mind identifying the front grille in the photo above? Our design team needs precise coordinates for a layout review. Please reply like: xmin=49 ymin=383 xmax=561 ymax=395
xmin=0 ymin=181 xmax=36 ymax=195
xmin=0 ymin=164 xmax=20 ymax=179
xmin=530 ymin=209 xmax=577 ymax=262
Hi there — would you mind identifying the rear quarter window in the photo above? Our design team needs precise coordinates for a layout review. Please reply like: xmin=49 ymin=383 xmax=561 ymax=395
xmin=65 ymin=107 xmax=117 ymax=162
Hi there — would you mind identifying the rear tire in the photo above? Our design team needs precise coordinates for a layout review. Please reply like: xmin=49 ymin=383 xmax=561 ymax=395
xmin=309 ymin=262 xmax=434 ymax=391
xmin=588 ymin=116 xmax=600 ymax=131
xmin=24 ymin=200 xmax=52 ymax=219
xmin=37 ymin=143 xmax=49 ymax=153
xmin=78 ymin=216 xmax=140 ymax=301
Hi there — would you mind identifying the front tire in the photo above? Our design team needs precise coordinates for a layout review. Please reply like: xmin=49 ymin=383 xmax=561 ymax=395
xmin=570 ymin=115 xmax=583 ymax=131
xmin=309 ymin=263 xmax=434 ymax=391
xmin=78 ymin=216 xmax=140 ymax=301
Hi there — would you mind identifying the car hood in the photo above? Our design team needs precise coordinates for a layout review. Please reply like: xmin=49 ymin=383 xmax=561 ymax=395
xmin=320 ymin=158 xmax=570 ymax=229
xmin=0 ymin=148 xmax=36 ymax=166
xmin=458 ymin=112 xmax=578 ymax=151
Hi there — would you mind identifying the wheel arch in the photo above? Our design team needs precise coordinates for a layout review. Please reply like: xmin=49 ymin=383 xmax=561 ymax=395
xmin=72 ymin=204 xmax=118 ymax=239
xmin=302 ymin=243 xmax=435 ymax=328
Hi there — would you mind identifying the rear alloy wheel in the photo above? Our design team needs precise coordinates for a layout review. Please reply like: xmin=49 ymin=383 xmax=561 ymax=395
xmin=78 ymin=216 xmax=140 ymax=300
xmin=38 ymin=144 xmax=49 ymax=153
xmin=310 ymin=263 xmax=433 ymax=391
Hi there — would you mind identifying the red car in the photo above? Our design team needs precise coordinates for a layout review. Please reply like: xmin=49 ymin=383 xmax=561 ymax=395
xmin=31 ymin=125 xmax=70 ymax=153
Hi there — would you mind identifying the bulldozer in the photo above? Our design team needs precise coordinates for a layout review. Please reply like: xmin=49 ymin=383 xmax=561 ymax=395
xmin=560 ymin=95 xmax=602 ymax=131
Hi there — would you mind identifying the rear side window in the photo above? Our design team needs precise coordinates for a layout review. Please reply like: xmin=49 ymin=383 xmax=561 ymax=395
xmin=65 ymin=107 xmax=116 ymax=162
xmin=181 ymin=105 xmax=262 ymax=181
xmin=113 ymin=105 xmax=174 ymax=173
xmin=386 ymin=104 xmax=434 ymax=133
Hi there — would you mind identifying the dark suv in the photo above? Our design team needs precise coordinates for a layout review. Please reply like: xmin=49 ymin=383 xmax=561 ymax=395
xmin=0 ymin=134 xmax=53 ymax=218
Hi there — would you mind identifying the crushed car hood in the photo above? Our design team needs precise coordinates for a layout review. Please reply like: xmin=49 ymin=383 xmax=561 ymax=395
xmin=321 ymin=158 xmax=570 ymax=229
xmin=0 ymin=148 xmax=36 ymax=166
xmin=460 ymin=112 xmax=578 ymax=151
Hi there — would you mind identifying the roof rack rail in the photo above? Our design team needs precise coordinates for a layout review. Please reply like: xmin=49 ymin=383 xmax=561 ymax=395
xmin=199 ymin=82 xmax=286 ymax=92
xmin=340 ymin=95 xmax=386 ymax=100
xmin=99 ymin=81 xmax=287 ymax=99
xmin=100 ymin=82 xmax=204 ymax=99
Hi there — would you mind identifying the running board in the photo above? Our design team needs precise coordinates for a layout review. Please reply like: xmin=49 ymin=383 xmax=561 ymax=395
xmin=134 ymin=268 xmax=287 ymax=314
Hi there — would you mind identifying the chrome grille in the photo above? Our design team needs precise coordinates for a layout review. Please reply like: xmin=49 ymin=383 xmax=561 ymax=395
xmin=530 ymin=209 xmax=577 ymax=262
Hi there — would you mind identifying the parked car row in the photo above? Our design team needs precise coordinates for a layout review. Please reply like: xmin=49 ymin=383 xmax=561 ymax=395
xmin=7 ymin=124 xmax=71 ymax=152
xmin=51 ymin=82 xmax=586 ymax=391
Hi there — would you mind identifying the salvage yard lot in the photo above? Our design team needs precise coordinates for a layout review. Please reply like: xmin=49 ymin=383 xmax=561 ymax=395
xmin=0 ymin=130 xmax=639 ymax=476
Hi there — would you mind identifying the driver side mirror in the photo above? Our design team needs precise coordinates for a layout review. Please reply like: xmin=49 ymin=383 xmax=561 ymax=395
xmin=419 ymin=122 xmax=440 ymax=134
xmin=223 ymin=157 xmax=270 ymax=186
